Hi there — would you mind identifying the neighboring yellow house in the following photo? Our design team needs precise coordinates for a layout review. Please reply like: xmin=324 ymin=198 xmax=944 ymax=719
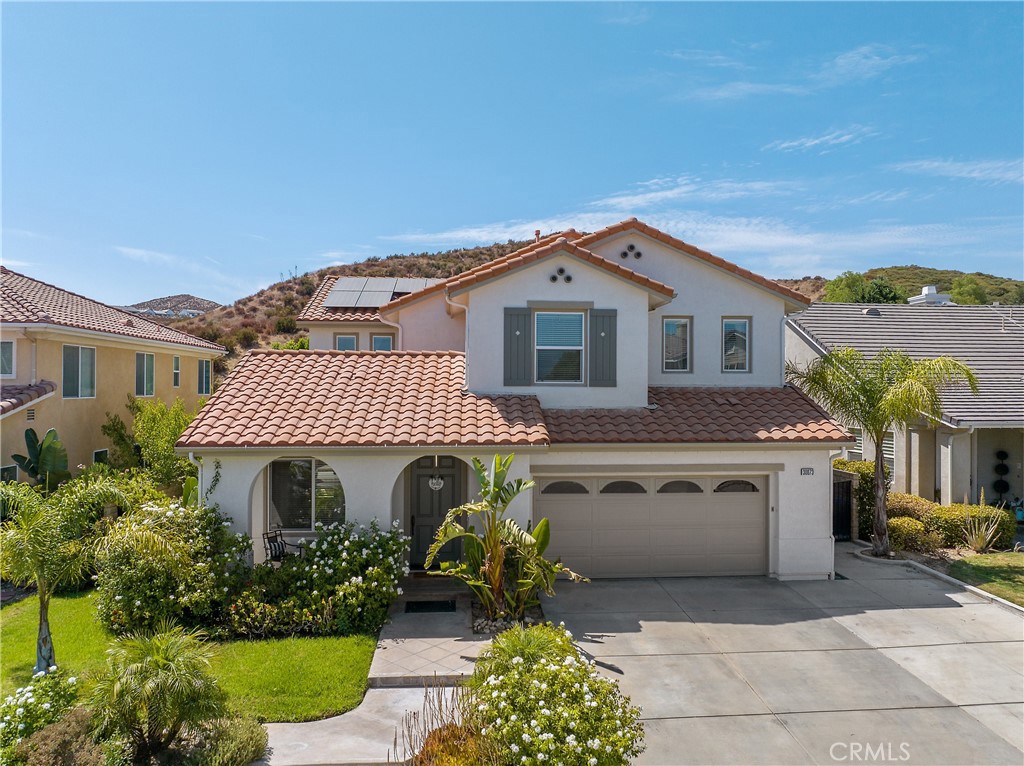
xmin=1 ymin=266 xmax=224 ymax=477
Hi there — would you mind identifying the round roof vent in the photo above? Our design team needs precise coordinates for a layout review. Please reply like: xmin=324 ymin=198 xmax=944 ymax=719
xmin=862 ymin=307 xmax=881 ymax=317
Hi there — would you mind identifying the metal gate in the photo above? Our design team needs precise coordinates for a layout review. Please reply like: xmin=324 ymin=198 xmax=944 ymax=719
xmin=832 ymin=480 xmax=852 ymax=541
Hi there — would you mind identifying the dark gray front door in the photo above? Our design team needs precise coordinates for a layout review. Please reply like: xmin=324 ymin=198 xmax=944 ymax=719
xmin=411 ymin=458 xmax=464 ymax=568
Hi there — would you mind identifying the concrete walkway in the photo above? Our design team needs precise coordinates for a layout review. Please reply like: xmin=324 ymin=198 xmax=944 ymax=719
xmin=263 ymin=545 xmax=1023 ymax=765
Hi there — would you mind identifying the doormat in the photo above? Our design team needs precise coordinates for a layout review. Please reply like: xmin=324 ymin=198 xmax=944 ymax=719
xmin=405 ymin=599 xmax=457 ymax=613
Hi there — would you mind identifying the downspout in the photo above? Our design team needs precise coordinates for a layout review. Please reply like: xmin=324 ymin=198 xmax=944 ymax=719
xmin=779 ymin=314 xmax=790 ymax=385
xmin=376 ymin=314 xmax=403 ymax=350
xmin=28 ymin=331 xmax=38 ymax=384
xmin=187 ymin=452 xmax=203 ymax=496
xmin=443 ymin=290 xmax=470 ymax=376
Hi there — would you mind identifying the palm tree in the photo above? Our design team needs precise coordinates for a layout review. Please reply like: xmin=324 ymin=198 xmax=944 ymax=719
xmin=89 ymin=620 xmax=226 ymax=759
xmin=0 ymin=479 xmax=178 ymax=673
xmin=786 ymin=347 xmax=977 ymax=556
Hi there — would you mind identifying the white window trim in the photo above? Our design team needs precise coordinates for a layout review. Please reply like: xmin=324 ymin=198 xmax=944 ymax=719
xmin=93 ymin=449 xmax=109 ymax=464
xmin=267 ymin=457 xmax=344 ymax=532
xmin=534 ymin=311 xmax=586 ymax=385
xmin=370 ymin=334 xmax=395 ymax=352
xmin=1 ymin=464 xmax=18 ymax=482
xmin=172 ymin=355 xmax=180 ymax=388
xmin=334 ymin=334 xmax=358 ymax=351
xmin=198 ymin=359 xmax=212 ymax=396
xmin=0 ymin=339 xmax=15 ymax=378
xmin=721 ymin=317 xmax=751 ymax=373
xmin=135 ymin=352 xmax=155 ymax=397
xmin=662 ymin=316 xmax=692 ymax=373
xmin=63 ymin=344 xmax=97 ymax=399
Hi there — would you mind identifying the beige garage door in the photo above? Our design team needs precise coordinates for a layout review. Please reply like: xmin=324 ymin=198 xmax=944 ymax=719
xmin=535 ymin=476 xmax=767 ymax=578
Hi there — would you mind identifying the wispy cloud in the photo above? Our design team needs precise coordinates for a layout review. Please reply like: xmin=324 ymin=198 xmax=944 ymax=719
xmin=115 ymin=246 xmax=176 ymax=265
xmin=889 ymin=158 xmax=1023 ymax=185
xmin=0 ymin=257 xmax=38 ymax=269
xmin=311 ymin=245 xmax=377 ymax=267
xmin=589 ymin=175 xmax=800 ymax=210
xmin=763 ymin=125 xmax=879 ymax=153
xmin=691 ymin=44 xmax=920 ymax=101
xmin=660 ymin=49 xmax=747 ymax=69
xmin=599 ymin=3 xmax=651 ymax=26
xmin=113 ymin=245 xmax=259 ymax=295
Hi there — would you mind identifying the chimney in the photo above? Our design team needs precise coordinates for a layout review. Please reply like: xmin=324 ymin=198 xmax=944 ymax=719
xmin=534 ymin=229 xmax=541 ymax=243
xmin=907 ymin=285 xmax=953 ymax=306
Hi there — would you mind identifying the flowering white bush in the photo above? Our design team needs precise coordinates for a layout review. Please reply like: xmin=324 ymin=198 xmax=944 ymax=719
xmin=0 ymin=669 xmax=78 ymax=755
xmin=229 ymin=519 xmax=410 ymax=637
xmin=471 ymin=625 xmax=644 ymax=765
xmin=95 ymin=500 xmax=250 ymax=634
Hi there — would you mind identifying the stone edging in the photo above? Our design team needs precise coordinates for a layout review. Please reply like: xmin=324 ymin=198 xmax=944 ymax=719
xmin=850 ymin=540 xmax=1024 ymax=617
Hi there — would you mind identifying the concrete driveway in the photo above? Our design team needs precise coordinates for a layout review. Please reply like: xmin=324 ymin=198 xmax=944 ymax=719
xmin=543 ymin=544 xmax=1024 ymax=766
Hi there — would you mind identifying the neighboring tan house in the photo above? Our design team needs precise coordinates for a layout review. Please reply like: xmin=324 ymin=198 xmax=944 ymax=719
xmin=180 ymin=219 xmax=850 ymax=580
xmin=786 ymin=301 xmax=1024 ymax=506
xmin=1 ymin=267 xmax=225 ymax=475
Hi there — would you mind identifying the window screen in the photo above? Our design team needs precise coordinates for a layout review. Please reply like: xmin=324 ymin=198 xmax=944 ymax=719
xmin=663 ymin=318 xmax=690 ymax=372
xmin=535 ymin=312 xmax=584 ymax=383
xmin=136 ymin=353 xmax=155 ymax=396
xmin=0 ymin=341 xmax=13 ymax=376
xmin=722 ymin=319 xmax=749 ymax=372
xmin=63 ymin=345 xmax=96 ymax=398
xmin=335 ymin=335 xmax=357 ymax=351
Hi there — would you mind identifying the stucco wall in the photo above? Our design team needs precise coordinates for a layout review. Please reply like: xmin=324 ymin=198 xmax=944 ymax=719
xmin=977 ymin=427 xmax=1024 ymax=502
xmin=590 ymin=233 xmax=791 ymax=387
xmin=1 ymin=329 xmax=217 ymax=473
xmin=393 ymin=295 xmax=466 ymax=351
xmin=463 ymin=253 xmax=651 ymax=408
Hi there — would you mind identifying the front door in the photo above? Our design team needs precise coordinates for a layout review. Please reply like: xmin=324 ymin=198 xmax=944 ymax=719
xmin=410 ymin=457 xmax=464 ymax=568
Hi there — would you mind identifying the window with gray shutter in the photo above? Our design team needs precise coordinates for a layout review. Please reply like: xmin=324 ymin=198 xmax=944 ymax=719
xmin=589 ymin=309 xmax=617 ymax=387
xmin=504 ymin=308 xmax=532 ymax=386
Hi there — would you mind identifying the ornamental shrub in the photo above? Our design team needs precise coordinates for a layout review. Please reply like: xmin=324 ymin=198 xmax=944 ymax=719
xmin=184 ymin=716 xmax=268 ymax=766
xmin=833 ymin=458 xmax=891 ymax=540
xmin=13 ymin=707 xmax=105 ymax=766
xmin=886 ymin=517 xmax=940 ymax=553
xmin=94 ymin=499 xmax=251 ymax=634
xmin=923 ymin=504 xmax=1015 ymax=549
xmin=0 ymin=669 xmax=79 ymax=759
xmin=226 ymin=519 xmax=409 ymax=638
xmin=470 ymin=624 xmax=645 ymax=765
xmin=886 ymin=492 xmax=938 ymax=521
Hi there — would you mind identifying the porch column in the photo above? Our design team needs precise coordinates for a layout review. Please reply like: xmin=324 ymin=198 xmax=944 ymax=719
xmin=939 ymin=433 xmax=955 ymax=506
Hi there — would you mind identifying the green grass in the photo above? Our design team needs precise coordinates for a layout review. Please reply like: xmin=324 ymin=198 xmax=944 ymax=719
xmin=0 ymin=591 xmax=376 ymax=722
xmin=948 ymin=553 xmax=1024 ymax=607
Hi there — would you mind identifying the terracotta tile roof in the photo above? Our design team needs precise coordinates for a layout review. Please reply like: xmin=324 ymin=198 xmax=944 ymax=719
xmin=177 ymin=350 xmax=550 ymax=448
xmin=1 ymin=267 xmax=224 ymax=352
xmin=543 ymin=385 xmax=851 ymax=444
xmin=380 ymin=231 xmax=674 ymax=313
xmin=296 ymin=276 xmax=382 ymax=322
xmin=0 ymin=380 xmax=57 ymax=417
xmin=573 ymin=219 xmax=811 ymax=307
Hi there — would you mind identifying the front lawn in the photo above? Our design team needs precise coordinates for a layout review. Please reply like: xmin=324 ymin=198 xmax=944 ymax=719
xmin=0 ymin=591 xmax=376 ymax=722
xmin=948 ymin=552 xmax=1024 ymax=607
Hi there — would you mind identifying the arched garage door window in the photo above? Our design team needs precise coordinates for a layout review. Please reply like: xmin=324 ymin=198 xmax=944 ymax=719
xmin=542 ymin=480 xmax=589 ymax=494
xmin=600 ymin=480 xmax=647 ymax=494
xmin=714 ymin=479 xmax=759 ymax=493
xmin=269 ymin=458 xmax=345 ymax=531
xmin=658 ymin=480 xmax=703 ymax=494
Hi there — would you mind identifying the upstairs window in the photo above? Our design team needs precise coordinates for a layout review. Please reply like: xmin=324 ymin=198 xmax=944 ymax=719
xmin=663 ymin=317 xmax=691 ymax=373
xmin=722 ymin=318 xmax=750 ymax=372
xmin=335 ymin=334 xmax=357 ymax=351
xmin=535 ymin=312 xmax=584 ymax=383
xmin=882 ymin=432 xmax=895 ymax=472
xmin=371 ymin=334 xmax=394 ymax=352
xmin=848 ymin=428 xmax=864 ymax=460
xmin=135 ymin=353 xmax=155 ymax=397
xmin=198 ymin=359 xmax=212 ymax=395
xmin=0 ymin=340 xmax=14 ymax=377
xmin=172 ymin=356 xmax=180 ymax=387
xmin=63 ymin=345 xmax=96 ymax=398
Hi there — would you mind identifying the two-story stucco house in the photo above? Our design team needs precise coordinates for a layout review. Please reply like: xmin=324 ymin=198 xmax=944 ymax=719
xmin=1 ymin=267 xmax=225 ymax=474
xmin=179 ymin=219 xmax=850 ymax=580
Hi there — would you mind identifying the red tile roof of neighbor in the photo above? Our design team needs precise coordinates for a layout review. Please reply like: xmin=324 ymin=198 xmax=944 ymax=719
xmin=178 ymin=351 xmax=850 ymax=448
xmin=1 ymin=267 xmax=225 ymax=352
xmin=295 ymin=276 xmax=383 ymax=323
xmin=543 ymin=386 xmax=851 ymax=444
xmin=572 ymin=219 xmax=811 ymax=306
xmin=380 ymin=231 xmax=674 ymax=313
xmin=177 ymin=350 xmax=550 ymax=448
xmin=0 ymin=380 xmax=57 ymax=417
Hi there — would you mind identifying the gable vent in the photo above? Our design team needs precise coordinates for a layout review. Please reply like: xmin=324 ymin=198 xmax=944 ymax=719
xmin=619 ymin=243 xmax=643 ymax=259
xmin=26 ymin=409 xmax=35 ymax=421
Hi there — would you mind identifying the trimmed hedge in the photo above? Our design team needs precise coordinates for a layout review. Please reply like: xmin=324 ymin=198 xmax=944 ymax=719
xmin=834 ymin=458 xmax=891 ymax=541
xmin=923 ymin=504 xmax=1016 ymax=550
xmin=886 ymin=492 xmax=938 ymax=521
xmin=887 ymin=517 xmax=940 ymax=552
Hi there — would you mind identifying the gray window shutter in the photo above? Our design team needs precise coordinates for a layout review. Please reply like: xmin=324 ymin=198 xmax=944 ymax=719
xmin=589 ymin=309 xmax=617 ymax=387
xmin=504 ymin=308 xmax=532 ymax=386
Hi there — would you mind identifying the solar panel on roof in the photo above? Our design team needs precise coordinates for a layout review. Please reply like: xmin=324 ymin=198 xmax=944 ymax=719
xmin=353 ymin=290 xmax=394 ymax=308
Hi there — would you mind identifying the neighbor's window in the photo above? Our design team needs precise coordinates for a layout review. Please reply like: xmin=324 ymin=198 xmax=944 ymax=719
xmin=63 ymin=345 xmax=97 ymax=398
xmin=0 ymin=340 xmax=14 ymax=377
xmin=882 ymin=432 xmax=895 ymax=472
xmin=198 ymin=359 xmax=212 ymax=395
xmin=1 ymin=465 xmax=17 ymax=482
xmin=722 ymin=318 xmax=750 ymax=372
xmin=269 ymin=458 xmax=345 ymax=531
xmin=335 ymin=334 xmax=358 ymax=351
xmin=371 ymin=335 xmax=394 ymax=352
xmin=848 ymin=428 xmax=864 ymax=461
xmin=535 ymin=312 xmax=584 ymax=383
xmin=135 ymin=353 xmax=155 ymax=397
xmin=172 ymin=356 xmax=180 ymax=387
xmin=663 ymin=317 xmax=691 ymax=373
xmin=93 ymin=449 xmax=109 ymax=464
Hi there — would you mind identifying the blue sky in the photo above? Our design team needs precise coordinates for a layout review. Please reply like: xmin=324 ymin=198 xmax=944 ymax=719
xmin=3 ymin=2 xmax=1022 ymax=306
